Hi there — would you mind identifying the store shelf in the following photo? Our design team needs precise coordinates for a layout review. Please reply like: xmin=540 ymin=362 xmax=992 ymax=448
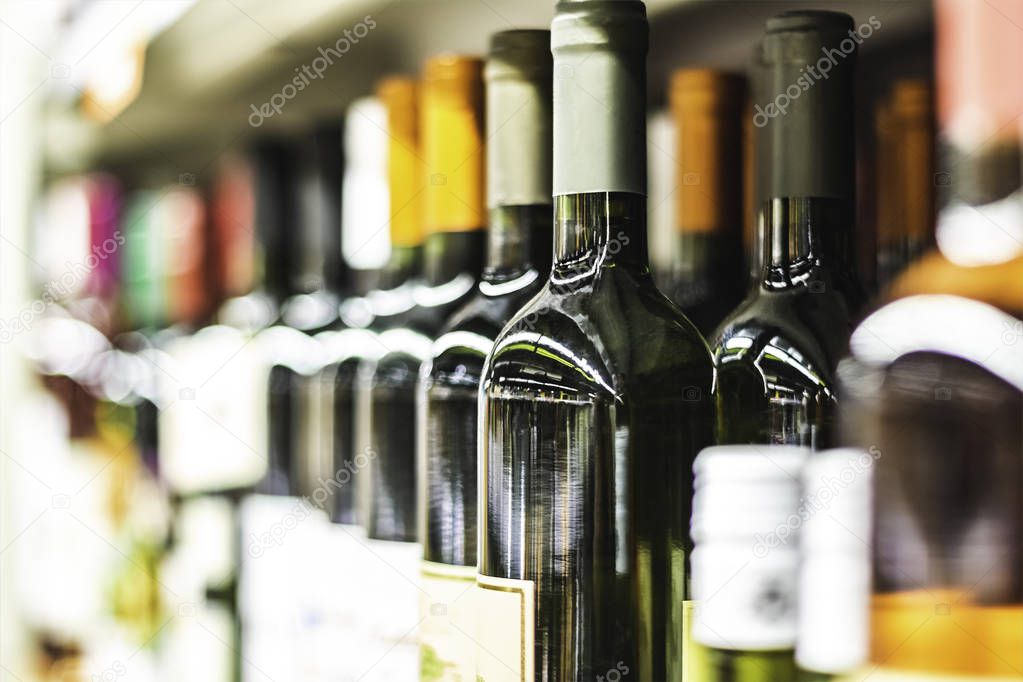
xmin=42 ymin=0 xmax=932 ymax=175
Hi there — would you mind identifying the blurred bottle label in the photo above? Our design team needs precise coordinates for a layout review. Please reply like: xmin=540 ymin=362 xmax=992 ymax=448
xmin=419 ymin=561 xmax=476 ymax=682
xmin=239 ymin=495 xmax=330 ymax=682
xmin=159 ymin=327 xmax=268 ymax=493
xmin=357 ymin=538 xmax=420 ymax=681
xmin=474 ymin=574 xmax=534 ymax=682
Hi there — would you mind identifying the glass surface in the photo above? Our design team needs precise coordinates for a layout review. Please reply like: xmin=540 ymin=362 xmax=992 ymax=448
xmin=480 ymin=192 xmax=714 ymax=681
xmin=421 ymin=205 xmax=550 ymax=566
xmin=365 ymin=231 xmax=485 ymax=542
xmin=713 ymin=198 xmax=864 ymax=448
xmin=702 ymin=649 xmax=799 ymax=681
xmin=663 ymin=230 xmax=745 ymax=336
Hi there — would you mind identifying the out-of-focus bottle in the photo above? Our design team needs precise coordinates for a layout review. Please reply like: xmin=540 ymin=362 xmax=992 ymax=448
xmin=839 ymin=1 xmax=1023 ymax=680
xmin=875 ymin=80 xmax=935 ymax=291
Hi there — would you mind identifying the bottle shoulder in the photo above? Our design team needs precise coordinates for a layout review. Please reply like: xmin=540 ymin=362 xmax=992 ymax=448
xmin=712 ymin=285 xmax=858 ymax=388
xmin=484 ymin=269 xmax=714 ymax=402
xmin=425 ymin=278 xmax=546 ymax=383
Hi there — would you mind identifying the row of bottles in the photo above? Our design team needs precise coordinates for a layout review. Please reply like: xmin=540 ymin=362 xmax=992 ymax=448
xmin=17 ymin=0 xmax=1020 ymax=681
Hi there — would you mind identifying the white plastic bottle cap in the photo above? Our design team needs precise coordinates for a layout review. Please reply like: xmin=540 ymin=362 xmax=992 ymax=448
xmin=796 ymin=447 xmax=872 ymax=674
xmin=691 ymin=444 xmax=810 ymax=651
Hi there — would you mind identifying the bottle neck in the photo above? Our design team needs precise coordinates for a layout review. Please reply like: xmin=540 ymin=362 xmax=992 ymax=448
xmin=422 ymin=230 xmax=486 ymax=287
xmin=377 ymin=244 xmax=422 ymax=290
xmin=552 ymin=192 xmax=649 ymax=281
xmin=757 ymin=197 xmax=856 ymax=290
xmin=673 ymin=230 xmax=743 ymax=287
xmin=485 ymin=205 xmax=551 ymax=282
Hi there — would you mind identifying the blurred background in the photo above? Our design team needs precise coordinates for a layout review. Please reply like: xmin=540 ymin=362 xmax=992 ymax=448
xmin=0 ymin=0 xmax=979 ymax=680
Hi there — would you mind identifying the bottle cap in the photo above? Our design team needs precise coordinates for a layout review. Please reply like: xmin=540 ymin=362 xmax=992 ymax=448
xmin=422 ymin=55 xmax=485 ymax=233
xmin=669 ymin=68 xmax=745 ymax=234
xmin=378 ymin=77 xmax=423 ymax=248
xmin=551 ymin=0 xmax=647 ymax=196
xmin=485 ymin=30 xmax=552 ymax=210
xmin=342 ymin=97 xmax=390 ymax=270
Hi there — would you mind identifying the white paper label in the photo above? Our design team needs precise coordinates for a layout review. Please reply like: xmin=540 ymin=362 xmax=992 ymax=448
xmin=239 ymin=495 xmax=330 ymax=682
xmin=357 ymin=538 xmax=421 ymax=682
xmin=474 ymin=574 xmax=535 ymax=682
xmin=316 ymin=522 xmax=372 ymax=682
xmin=691 ymin=542 xmax=799 ymax=650
xmin=420 ymin=561 xmax=477 ymax=682
xmin=160 ymin=327 xmax=268 ymax=493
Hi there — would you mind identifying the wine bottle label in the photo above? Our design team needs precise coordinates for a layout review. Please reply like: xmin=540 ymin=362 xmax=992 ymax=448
xmin=419 ymin=561 xmax=477 ymax=681
xmin=691 ymin=541 xmax=799 ymax=650
xmin=161 ymin=599 xmax=234 ymax=682
xmin=358 ymin=538 xmax=422 ymax=681
xmin=239 ymin=495 xmax=331 ymax=682
xmin=474 ymin=574 xmax=535 ymax=682
xmin=682 ymin=600 xmax=711 ymax=682
xmin=317 ymin=522 xmax=372 ymax=682
xmin=160 ymin=326 xmax=269 ymax=493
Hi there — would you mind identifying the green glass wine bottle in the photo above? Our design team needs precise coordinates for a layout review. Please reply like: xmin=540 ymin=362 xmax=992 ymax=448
xmin=358 ymin=57 xmax=487 ymax=680
xmin=661 ymin=68 xmax=747 ymax=336
xmin=477 ymin=3 xmax=714 ymax=680
xmin=712 ymin=10 xmax=867 ymax=450
xmin=418 ymin=29 xmax=552 ymax=682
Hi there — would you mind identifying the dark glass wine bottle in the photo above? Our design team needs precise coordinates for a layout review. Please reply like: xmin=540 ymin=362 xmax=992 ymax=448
xmin=841 ymin=1 xmax=1023 ymax=679
xmin=662 ymin=68 xmax=747 ymax=336
xmin=874 ymin=79 xmax=934 ymax=291
xmin=418 ymin=30 xmax=552 ymax=682
xmin=712 ymin=10 xmax=866 ymax=450
xmin=235 ymin=136 xmax=335 ymax=682
xmin=321 ymin=88 xmax=423 ymax=681
xmin=477 ymin=3 xmax=714 ymax=680
xmin=358 ymin=57 xmax=486 ymax=680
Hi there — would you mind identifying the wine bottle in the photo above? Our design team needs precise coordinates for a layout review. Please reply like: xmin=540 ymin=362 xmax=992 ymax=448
xmin=690 ymin=445 xmax=808 ymax=682
xmin=839 ymin=1 xmax=1023 ymax=679
xmin=477 ymin=3 xmax=714 ymax=679
xmin=324 ymin=87 xmax=420 ymax=681
xmin=875 ymin=80 xmax=934 ymax=291
xmin=712 ymin=10 xmax=866 ymax=449
xmin=795 ymin=449 xmax=872 ymax=681
xmin=661 ymin=69 xmax=747 ymax=336
xmin=231 ymin=137 xmax=334 ymax=682
xmin=151 ymin=154 xmax=272 ymax=682
xmin=358 ymin=57 xmax=486 ymax=681
xmin=418 ymin=29 xmax=552 ymax=682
